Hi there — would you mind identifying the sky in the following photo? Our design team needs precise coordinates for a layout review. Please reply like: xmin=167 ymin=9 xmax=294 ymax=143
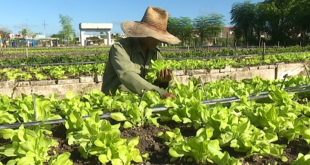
xmin=0 ymin=0 xmax=262 ymax=36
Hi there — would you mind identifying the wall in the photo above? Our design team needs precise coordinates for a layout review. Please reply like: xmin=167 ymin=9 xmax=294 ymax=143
xmin=0 ymin=76 xmax=102 ymax=98
xmin=175 ymin=62 xmax=308 ymax=84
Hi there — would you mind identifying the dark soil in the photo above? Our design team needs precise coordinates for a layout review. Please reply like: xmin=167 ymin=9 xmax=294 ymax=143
xmin=284 ymin=138 xmax=310 ymax=163
xmin=121 ymin=124 xmax=200 ymax=165
xmin=121 ymin=124 xmax=171 ymax=164
xmin=0 ymin=138 xmax=11 ymax=163
xmin=241 ymin=138 xmax=310 ymax=165
xmin=49 ymin=123 xmax=200 ymax=165
xmin=243 ymin=155 xmax=282 ymax=165
xmin=121 ymin=123 xmax=310 ymax=165
xmin=0 ymin=138 xmax=10 ymax=145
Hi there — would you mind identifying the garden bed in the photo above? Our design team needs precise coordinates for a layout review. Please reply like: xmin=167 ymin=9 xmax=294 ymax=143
xmin=0 ymin=77 xmax=309 ymax=164
xmin=43 ymin=123 xmax=310 ymax=165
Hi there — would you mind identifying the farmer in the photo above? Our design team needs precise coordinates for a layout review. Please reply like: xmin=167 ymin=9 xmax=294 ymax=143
xmin=102 ymin=6 xmax=180 ymax=98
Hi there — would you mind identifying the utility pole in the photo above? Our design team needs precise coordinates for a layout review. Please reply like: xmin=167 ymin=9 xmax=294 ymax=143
xmin=43 ymin=20 xmax=47 ymax=38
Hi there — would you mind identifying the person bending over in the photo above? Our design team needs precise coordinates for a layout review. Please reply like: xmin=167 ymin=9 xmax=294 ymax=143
xmin=102 ymin=6 xmax=180 ymax=98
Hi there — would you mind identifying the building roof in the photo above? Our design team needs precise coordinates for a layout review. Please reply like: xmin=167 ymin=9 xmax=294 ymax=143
xmin=79 ymin=23 xmax=113 ymax=30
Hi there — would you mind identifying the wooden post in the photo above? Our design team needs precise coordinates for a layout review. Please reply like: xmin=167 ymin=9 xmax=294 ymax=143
xmin=262 ymin=42 xmax=266 ymax=61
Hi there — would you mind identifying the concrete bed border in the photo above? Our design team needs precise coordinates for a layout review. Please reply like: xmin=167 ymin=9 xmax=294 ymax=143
xmin=0 ymin=62 xmax=308 ymax=98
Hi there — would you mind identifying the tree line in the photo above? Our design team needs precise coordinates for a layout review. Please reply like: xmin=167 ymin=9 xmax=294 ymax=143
xmin=167 ymin=14 xmax=225 ymax=47
xmin=231 ymin=0 xmax=310 ymax=47
xmin=168 ymin=0 xmax=310 ymax=47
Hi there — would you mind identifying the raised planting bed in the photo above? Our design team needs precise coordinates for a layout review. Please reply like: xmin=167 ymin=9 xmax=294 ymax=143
xmin=41 ymin=123 xmax=309 ymax=165
xmin=0 ymin=77 xmax=309 ymax=164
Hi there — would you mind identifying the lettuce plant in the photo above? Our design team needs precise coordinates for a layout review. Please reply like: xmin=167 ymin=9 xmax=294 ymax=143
xmin=0 ymin=126 xmax=58 ymax=165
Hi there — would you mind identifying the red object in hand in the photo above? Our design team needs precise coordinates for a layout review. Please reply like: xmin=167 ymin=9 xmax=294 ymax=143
xmin=161 ymin=92 xmax=176 ymax=99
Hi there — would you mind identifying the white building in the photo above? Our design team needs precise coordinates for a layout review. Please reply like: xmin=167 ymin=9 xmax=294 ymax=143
xmin=79 ymin=23 xmax=113 ymax=46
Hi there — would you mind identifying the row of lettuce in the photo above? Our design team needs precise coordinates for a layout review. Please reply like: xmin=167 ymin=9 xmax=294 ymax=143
xmin=1 ymin=45 xmax=310 ymax=57
xmin=162 ymin=45 xmax=310 ymax=58
xmin=0 ymin=76 xmax=309 ymax=164
xmin=0 ymin=53 xmax=107 ymax=67
xmin=1 ymin=46 xmax=310 ymax=66
xmin=0 ymin=52 xmax=309 ymax=82
xmin=0 ymin=47 xmax=110 ymax=57
xmin=0 ymin=64 xmax=105 ymax=81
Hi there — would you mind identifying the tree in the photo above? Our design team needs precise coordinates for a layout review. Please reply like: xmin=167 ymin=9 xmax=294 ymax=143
xmin=168 ymin=17 xmax=180 ymax=36
xmin=194 ymin=16 xmax=209 ymax=46
xmin=168 ymin=17 xmax=194 ymax=46
xmin=230 ymin=0 xmax=310 ymax=46
xmin=194 ymin=14 xmax=224 ymax=46
xmin=257 ymin=0 xmax=296 ymax=45
xmin=0 ymin=27 xmax=11 ymax=39
xmin=50 ymin=33 xmax=62 ymax=39
xmin=178 ymin=17 xmax=193 ymax=46
xmin=231 ymin=1 xmax=258 ymax=46
xmin=168 ymin=17 xmax=182 ymax=44
xmin=288 ymin=0 xmax=310 ymax=45
xmin=58 ymin=14 xmax=76 ymax=45
xmin=205 ymin=14 xmax=224 ymax=45
xmin=19 ymin=28 xmax=36 ymax=38
xmin=167 ymin=17 xmax=193 ymax=44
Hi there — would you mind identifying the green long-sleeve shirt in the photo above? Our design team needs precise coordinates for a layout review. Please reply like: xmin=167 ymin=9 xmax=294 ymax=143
xmin=102 ymin=38 xmax=167 ymax=96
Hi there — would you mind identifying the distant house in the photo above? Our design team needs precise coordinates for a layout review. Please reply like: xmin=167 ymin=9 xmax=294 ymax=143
xmin=220 ymin=26 xmax=235 ymax=39
xmin=209 ymin=26 xmax=235 ymax=46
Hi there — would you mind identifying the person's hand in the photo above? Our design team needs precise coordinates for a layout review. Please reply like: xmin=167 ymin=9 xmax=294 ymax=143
xmin=157 ymin=68 xmax=173 ymax=83
xmin=161 ymin=92 xmax=176 ymax=99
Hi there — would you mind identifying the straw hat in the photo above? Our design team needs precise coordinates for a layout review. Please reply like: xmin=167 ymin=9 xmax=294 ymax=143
xmin=121 ymin=6 xmax=181 ymax=45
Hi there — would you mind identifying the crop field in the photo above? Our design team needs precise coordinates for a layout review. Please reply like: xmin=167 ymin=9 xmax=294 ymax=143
xmin=0 ymin=47 xmax=309 ymax=82
xmin=0 ymin=46 xmax=309 ymax=165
